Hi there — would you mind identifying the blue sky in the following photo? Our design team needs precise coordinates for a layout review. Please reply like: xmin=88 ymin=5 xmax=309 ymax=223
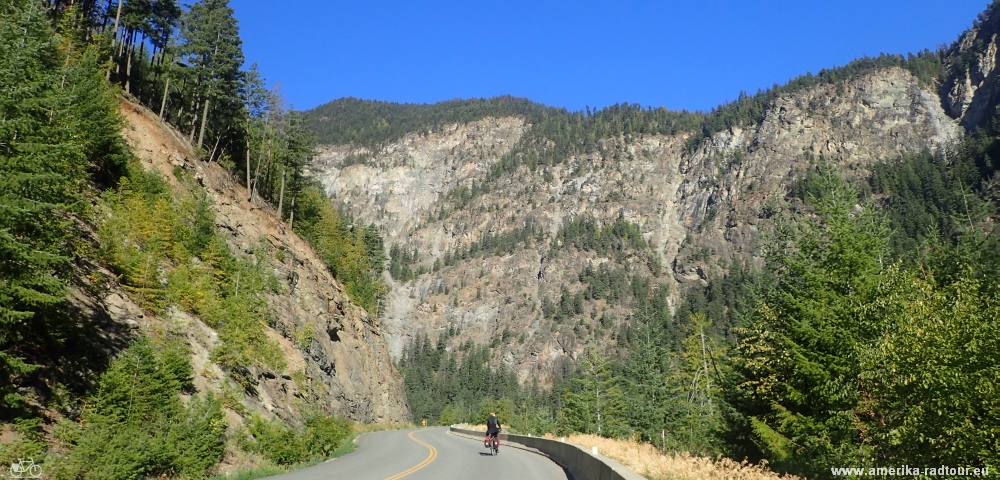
xmin=230 ymin=0 xmax=988 ymax=113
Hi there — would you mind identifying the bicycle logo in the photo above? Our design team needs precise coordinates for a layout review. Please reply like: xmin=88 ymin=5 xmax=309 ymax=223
xmin=5 ymin=459 xmax=42 ymax=479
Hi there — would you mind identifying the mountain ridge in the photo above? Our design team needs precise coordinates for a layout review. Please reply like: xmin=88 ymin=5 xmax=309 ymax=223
xmin=304 ymin=11 xmax=1000 ymax=381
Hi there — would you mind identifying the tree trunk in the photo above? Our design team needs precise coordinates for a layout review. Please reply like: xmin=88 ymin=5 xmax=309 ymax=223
xmin=197 ymin=95 xmax=210 ymax=149
xmin=158 ymin=76 xmax=170 ymax=121
xmin=262 ymin=137 xmax=273 ymax=198
xmin=174 ymin=105 xmax=183 ymax=129
xmin=250 ymin=148 xmax=264 ymax=204
xmin=288 ymin=196 xmax=296 ymax=230
xmin=209 ymin=130 xmax=224 ymax=162
xmin=246 ymin=139 xmax=252 ymax=199
xmin=111 ymin=0 xmax=122 ymax=47
xmin=117 ymin=24 xmax=127 ymax=58
xmin=277 ymin=168 xmax=286 ymax=220
xmin=124 ymin=40 xmax=133 ymax=94
xmin=189 ymin=97 xmax=200 ymax=143
xmin=250 ymin=122 xmax=271 ymax=203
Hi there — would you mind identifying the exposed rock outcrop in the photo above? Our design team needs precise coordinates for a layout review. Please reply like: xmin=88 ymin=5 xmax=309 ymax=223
xmin=310 ymin=67 xmax=961 ymax=384
xmin=110 ymin=99 xmax=410 ymax=424
xmin=942 ymin=11 xmax=1000 ymax=129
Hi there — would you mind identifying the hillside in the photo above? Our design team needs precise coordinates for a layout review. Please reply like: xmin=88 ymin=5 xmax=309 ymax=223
xmin=118 ymin=98 xmax=408 ymax=425
xmin=0 ymin=4 xmax=414 ymax=476
xmin=306 ymin=64 xmax=962 ymax=381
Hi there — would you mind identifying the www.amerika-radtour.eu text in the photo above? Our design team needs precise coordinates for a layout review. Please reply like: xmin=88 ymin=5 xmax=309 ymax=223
xmin=831 ymin=466 xmax=990 ymax=476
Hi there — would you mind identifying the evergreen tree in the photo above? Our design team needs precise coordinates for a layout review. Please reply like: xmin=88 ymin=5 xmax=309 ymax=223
xmin=177 ymin=0 xmax=244 ymax=151
xmin=732 ymin=168 xmax=890 ymax=476
xmin=1 ymin=0 xmax=126 ymax=414
xmin=558 ymin=348 xmax=628 ymax=437
xmin=620 ymin=316 xmax=678 ymax=446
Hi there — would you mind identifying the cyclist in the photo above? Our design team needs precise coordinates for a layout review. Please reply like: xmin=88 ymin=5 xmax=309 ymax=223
xmin=485 ymin=411 xmax=501 ymax=450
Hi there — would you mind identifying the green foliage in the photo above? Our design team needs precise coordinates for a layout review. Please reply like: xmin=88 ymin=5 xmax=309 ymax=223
xmin=1 ymin=0 xmax=128 ymax=416
xmin=725 ymin=163 xmax=1000 ymax=477
xmin=867 ymin=139 xmax=996 ymax=258
xmin=558 ymin=348 xmax=629 ymax=437
xmin=0 ymin=419 xmax=46 ymax=466
xmin=240 ymin=413 xmax=352 ymax=465
xmin=438 ymin=404 xmax=458 ymax=426
xmin=438 ymin=223 xmax=545 ymax=269
xmin=175 ymin=0 xmax=245 ymax=148
xmin=689 ymin=51 xmax=945 ymax=150
xmin=732 ymin=169 xmax=890 ymax=476
xmin=859 ymin=260 xmax=999 ymax=470
xmin=388 ymin=244 xmax=419 ymax=281
xmin=293 ymin=186 xmax=388 ymax=313
xmin=305 ymin=96 xmax=552 ymax=151
xmin=396 ymin=334 xmax=548 ymax=430
xmin=51 ymin=338 xmax=227 ymax=479
xmin=98 ymin=162 xmax=286 ymax=386
xmin=674 ymin=261 xmax=758 ymax=343
xmin=554 ymin=213 xmax=651 ymax=263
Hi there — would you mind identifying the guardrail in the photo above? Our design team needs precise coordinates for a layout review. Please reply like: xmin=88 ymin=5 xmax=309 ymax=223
xmin=449 ymin=426 xmax=645 ymax=480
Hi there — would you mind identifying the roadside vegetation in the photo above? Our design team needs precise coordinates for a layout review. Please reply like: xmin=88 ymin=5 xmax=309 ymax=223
xmin=0 ymin=1 xmax=389 ymax=476
xmin=553 ymin=434 xmax=801 ymax=480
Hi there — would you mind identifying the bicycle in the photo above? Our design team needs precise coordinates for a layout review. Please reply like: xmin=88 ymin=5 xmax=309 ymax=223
xmin=8 ymin=458 xmax=42 ymax=479
xmin=483 ymin=433 xmax=500 ymax=456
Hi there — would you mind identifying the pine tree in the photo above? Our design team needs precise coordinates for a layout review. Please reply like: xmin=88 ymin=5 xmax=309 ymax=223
xmin=1 ymin=0 xmax=126 ymax=414
xmin=177 ymin=0 xmax=244 ymax=151
xmin=733 ymin=168 xmax=889 ymax=476
xmin=621 ymin=317 xmax=677 ymax=446
xmin=558 ymin=348 xmax=628 ymax=437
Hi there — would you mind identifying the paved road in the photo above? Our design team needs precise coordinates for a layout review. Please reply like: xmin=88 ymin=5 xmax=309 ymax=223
xmin=265 ymin=427 xmax=569 ymax=480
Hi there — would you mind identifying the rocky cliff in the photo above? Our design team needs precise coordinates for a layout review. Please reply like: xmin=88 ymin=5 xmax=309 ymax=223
xmin=942 ymin=7 xmax=1000 ymax=130
xmin=308 ymin=10 xmax=1000 ymax=383
xmin=107 ymin=99 xmax=409 ymax=424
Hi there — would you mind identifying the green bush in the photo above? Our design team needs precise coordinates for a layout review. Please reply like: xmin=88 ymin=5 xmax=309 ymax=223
xmin=293 ymin=186 xmax=387 ymax=313
xmin=99 ymin=161 xmax=286 ymax=384
xmin=241 ymin=413 xmax=352 ymax=466
xmin=51 ymin=339 xmax=226 ymax=479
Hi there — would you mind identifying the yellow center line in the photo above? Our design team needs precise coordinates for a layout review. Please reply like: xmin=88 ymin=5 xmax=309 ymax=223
xmin=383 ymin=430 xmax=438 ymax=480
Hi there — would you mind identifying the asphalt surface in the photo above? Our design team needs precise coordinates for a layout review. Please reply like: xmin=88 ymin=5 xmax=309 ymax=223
xmin=265 ymin=427 xmax=569 ymax=480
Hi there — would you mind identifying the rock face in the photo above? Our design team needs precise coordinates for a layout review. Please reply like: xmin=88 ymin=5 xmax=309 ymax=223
xmin=310 ymin=67 xmax=964 ymax=384
xmin=942 ymin=11 xmax=1000 ymax=130
xmin=112 ymin=99 xmax=410 ymax=424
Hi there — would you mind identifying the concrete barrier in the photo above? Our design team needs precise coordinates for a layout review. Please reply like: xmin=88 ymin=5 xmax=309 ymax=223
xmin=450 ymin=426 xmax=645 ymax=480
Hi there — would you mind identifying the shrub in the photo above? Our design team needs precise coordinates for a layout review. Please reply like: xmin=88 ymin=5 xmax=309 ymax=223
xmin=51 ymin=339 xmax=226 ymax=479
xmin=241 ymin=413 xmax=352 ymax=465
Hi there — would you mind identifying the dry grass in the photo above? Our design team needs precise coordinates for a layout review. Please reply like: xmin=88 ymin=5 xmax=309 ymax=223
xmin=352 ymin=421 xmax=416 ymax=433
xmin=546 ymin=434 xmax=799 ymax=480
xmin=454 ymin=424 xmax=796 ymax=479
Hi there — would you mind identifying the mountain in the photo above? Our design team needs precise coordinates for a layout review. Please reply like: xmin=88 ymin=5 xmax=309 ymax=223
xmin=304 ymin=9 xmax=999 ymax=384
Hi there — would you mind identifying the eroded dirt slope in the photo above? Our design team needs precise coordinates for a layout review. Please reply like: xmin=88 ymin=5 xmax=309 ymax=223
xmin=116 ymin=98 xmax=409 ymax=424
